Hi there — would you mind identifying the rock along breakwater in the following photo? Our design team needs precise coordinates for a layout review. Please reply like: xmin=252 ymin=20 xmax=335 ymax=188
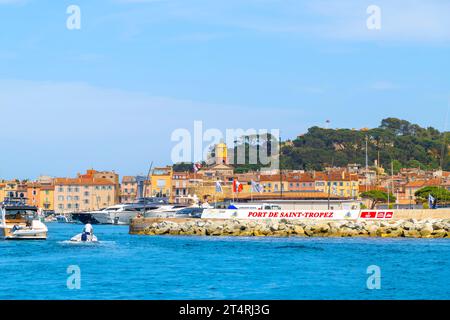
xmin=130 ymin=218 xmax=450 ymax=238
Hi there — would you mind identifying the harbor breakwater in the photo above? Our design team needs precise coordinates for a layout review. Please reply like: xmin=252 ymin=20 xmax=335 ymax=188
xmin=130 ymin=217 xmax=450 ymax=238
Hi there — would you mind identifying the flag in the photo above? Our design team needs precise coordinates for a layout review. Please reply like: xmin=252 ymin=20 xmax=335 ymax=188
xmin=233 ymin=179 xmax=243 ymax=193
xmin=251 ymin=180 xmax=262 ymax=193
xmin=193 ymin=163 xmax=202 ymax=173
xmin=215 ymin=181 xmax=223 ymax=193
xmin=428 ymin=194 xmax=436 ymax=208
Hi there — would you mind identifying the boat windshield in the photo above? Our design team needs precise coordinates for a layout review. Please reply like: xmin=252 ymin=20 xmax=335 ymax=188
xmin=4 ymin=209 xmax=38 ymax=221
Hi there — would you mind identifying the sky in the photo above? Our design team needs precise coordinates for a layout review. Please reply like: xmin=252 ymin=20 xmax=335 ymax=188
xmin=0 ymin=0 xmax=449 ymax=179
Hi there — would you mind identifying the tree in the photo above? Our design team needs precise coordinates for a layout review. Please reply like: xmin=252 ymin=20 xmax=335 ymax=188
xmin=276 ymin=118 xmax=447 ymax=172
xmin=414 ymin=186 xmax=450 ymax=205
xmin=172 ymin=162 xmax=194 ymax=172
xmin=360 ymin=190 xmax=396 ymax=209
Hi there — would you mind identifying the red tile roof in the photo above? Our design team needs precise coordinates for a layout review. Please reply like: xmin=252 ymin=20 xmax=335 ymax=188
xmin=54 ymin=178 xmax=114 ymax=186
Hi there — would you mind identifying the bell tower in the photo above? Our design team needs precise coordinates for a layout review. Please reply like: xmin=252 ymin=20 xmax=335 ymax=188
xmin=215 ymin=142 xmax=228 ymax=165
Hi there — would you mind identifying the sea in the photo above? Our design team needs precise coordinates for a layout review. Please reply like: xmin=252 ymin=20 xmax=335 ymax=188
xmin=0 ymin=223 xmax=449 ymax=300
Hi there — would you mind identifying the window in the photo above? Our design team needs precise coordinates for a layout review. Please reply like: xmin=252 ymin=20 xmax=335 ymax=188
xmin=75 ymin=187 xmax=80 ymax=192
xmin=67 ymin=196 xmax=72 ymax=201
xmin=58 ymin=187 xmax=64 ymax=192
xmin=74 ymin=204 xmax=79 ymax=209
xmin=67 ymin=204 xmax=72 ymax=209
xmin=58 ymin=196 xmax=64 ymax=201
xmin=67 ymin=187 xmax=72 ymax=192
xmin=58 ymin=204 xmax=63 ymax=209
xmin=74 ymin=196 xmax=79 ymax=201
xmin=84 ymin=191 xmax=89 ymax=196
xmin=84 ymin=199 xmax=89 ymax=204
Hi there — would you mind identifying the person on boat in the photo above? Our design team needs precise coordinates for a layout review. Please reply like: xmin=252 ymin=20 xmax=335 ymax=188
xmin=82 ymin=223 xmax=94 ymax=241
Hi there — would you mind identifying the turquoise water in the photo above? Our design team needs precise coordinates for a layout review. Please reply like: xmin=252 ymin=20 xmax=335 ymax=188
xmin=0 ymin=223 xmax=449 ymax=300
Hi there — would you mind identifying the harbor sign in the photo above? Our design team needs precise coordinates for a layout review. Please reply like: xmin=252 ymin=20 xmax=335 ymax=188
xmin=201 ymin=209 xmax=395 ymax=220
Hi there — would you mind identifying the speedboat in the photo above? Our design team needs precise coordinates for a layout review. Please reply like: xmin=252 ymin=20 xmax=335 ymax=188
xmin=70 ymin=233 xmax=98 ymax=243
xmin=0 ymin=198 xmax=48 ymax=240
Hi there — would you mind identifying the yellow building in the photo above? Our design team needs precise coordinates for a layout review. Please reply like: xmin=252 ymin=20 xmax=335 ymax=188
xmin=0 ymin=182 xmax=5 ymax=201
xmin=0 ymin=180 xmax=22 ymax=199
xmin=259 ymin=175 xmax=289 ymax=193
xmin=39 ymin=185 xmax=55 ymax=211
xmin=149 ymin=166 xmax=173 ymax=198
xmin=314 ymin=171 xmax=359 ymax=198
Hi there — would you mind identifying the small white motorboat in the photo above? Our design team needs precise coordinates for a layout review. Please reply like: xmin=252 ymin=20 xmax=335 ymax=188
xmin=70 ymin=233 xmax=98 ymax=243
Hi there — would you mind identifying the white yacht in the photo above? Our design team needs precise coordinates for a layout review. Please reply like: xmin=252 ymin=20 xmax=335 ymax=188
xmin=144 ymin=204 xmax=192 ymax=218
xmin=0 ymin=198 xmax=48 ymax=240
xmin=89 ymin=203 xmax=160 ymax=225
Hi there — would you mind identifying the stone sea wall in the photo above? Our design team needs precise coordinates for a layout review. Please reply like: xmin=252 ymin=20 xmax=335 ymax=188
xmin=130 ymin=218 xmax=450 ymax=238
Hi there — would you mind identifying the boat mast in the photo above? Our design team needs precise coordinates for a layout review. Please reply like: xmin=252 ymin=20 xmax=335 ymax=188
xmin=143 ymin=161 xmax=153 ymax=205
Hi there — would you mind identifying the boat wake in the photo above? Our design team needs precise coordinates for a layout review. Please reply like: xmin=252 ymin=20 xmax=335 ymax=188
xmin=58 ymin=240 xmax=116 ymax=246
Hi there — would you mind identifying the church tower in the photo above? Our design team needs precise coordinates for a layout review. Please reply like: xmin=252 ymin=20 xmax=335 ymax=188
xmin=215 ymin=142 xmax=228 ymax=165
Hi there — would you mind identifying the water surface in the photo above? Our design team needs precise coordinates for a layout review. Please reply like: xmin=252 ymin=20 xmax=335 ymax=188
xmin=0 ymin=223 xmax=449 ymax=299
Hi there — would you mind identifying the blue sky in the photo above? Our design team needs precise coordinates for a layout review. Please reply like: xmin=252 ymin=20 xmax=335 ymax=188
xmin=1 ymin=0 xmax=449 ymax=179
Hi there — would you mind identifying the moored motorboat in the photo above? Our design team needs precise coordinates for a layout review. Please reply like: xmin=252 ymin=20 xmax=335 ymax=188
xmin=89 ymin=202 xmax=164 ymax=225
xmin=56 ymin=215 xmax=69 ymax=223
xmin=1 ymin=198 xmax=48 ymax=240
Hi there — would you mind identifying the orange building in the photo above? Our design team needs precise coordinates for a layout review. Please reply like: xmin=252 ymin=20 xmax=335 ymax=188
xmin=26 ymin=182 xmax=41 ymax=208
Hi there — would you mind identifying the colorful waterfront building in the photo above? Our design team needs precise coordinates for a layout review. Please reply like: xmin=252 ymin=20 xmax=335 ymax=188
xmin=39 ymin=185 xmax=54 ymax=211
xmin=314 ymin=171 xmax=359 ymax=198
xmin=149 ymin=166 xmax=173 ymax=198
xmin=54 ymin=176 xmax=117 ymax=214
xmin=26 ymin=182 xmax=41 ymax=208
xmin=403 ymin=179 xmax=442 ymax=205
xmin=120 ymin=176 xmax=138 ymax=203
xmin=172 ymin=172 xmax=189 ymax=202
xmin=259 ymin=174 xmax=289 ymax=193
xmin=78 ymin=169 xmax=120 ymax=203
xmin=0 ymin=181 xmax=6 ymax=201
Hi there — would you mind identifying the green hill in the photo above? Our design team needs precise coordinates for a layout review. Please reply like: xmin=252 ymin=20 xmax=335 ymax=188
xmin=280 ymin=118 xmax=449 ymax=172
